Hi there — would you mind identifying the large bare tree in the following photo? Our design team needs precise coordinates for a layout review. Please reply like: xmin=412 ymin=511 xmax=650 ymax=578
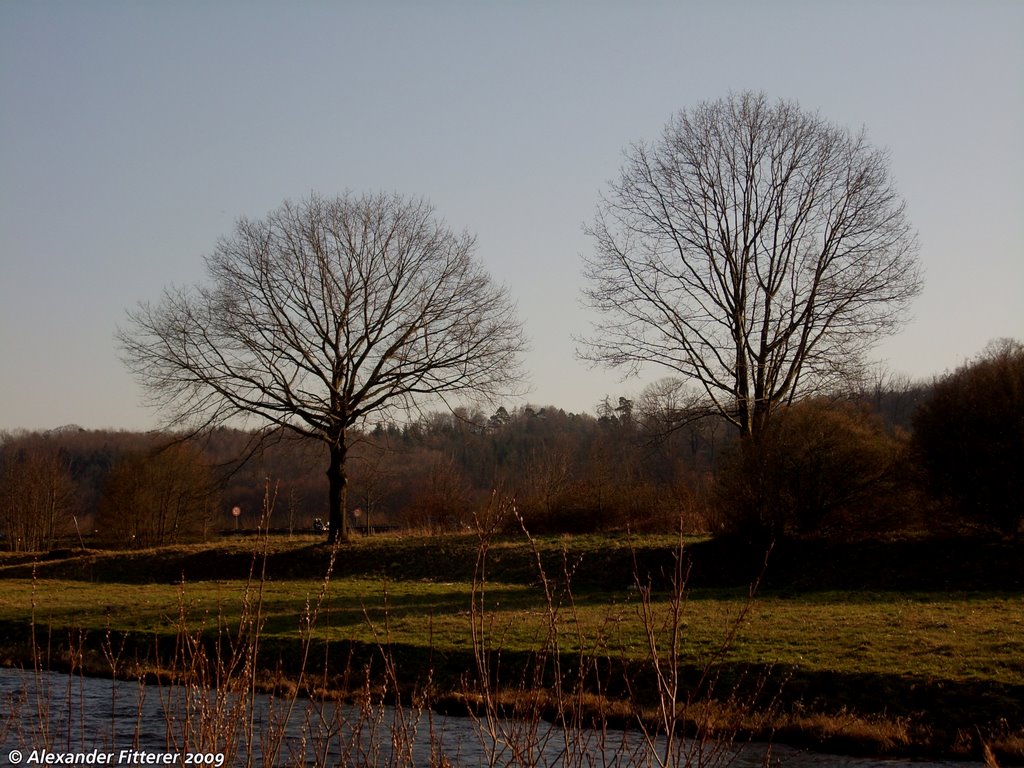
xmin=120 ymin=192 xmax=525 ymax=542
xmin=582 ymin=92 xmax=922 ymax=439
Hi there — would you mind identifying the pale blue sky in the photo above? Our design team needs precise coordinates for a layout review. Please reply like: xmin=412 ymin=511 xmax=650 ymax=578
xmin=2 ymin=1 xmax=1022 ymax=431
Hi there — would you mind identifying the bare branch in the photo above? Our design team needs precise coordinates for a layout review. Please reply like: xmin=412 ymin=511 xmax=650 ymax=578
xmin=580 ymin=92 xmax=921 ymax=438
xmin=120 ymin=192 xmax=526 ymax=540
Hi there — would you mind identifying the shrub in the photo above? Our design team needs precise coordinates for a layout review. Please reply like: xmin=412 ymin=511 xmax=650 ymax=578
xmin=912 ymin=339 xmax=1024 ymax=537
xmin=716 ymin=398 xmax=911 ymax=539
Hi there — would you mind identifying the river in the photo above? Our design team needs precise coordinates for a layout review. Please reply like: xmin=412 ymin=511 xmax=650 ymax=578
xmin=0 ymin=668 xmax=981 ymax=768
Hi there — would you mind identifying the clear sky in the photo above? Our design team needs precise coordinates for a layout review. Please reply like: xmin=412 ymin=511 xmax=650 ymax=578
xmin=2 ymin=1 xmax=1022 ymax=432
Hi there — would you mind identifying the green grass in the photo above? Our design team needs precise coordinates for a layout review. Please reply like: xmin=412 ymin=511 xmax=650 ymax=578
xmin=2 ymin=534 xmax=1022 ymax=761
xmin=3 ymin=574 xmax=1021 ymax=688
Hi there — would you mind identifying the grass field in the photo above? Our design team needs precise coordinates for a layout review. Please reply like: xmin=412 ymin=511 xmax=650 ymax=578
xmin=1 ymin=533 xmax=1022 ymax=762
xmin=2 ymin=577 xmax=1022 ymax=686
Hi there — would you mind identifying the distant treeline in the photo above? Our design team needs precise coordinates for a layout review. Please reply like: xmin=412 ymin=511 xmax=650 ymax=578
xmin=2 ymin=341 xmax=1021 ymax=550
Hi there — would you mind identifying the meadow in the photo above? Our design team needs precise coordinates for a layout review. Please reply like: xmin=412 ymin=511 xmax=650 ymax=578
xmin=1 ymin=533 xmax=1022 ymax=763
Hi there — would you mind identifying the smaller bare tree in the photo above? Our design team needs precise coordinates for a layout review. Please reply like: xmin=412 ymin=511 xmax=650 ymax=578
xmin=0 ymin=444 xmax=76 ymax=551
xmin=97 ymin=442 xmax=216 ymax=547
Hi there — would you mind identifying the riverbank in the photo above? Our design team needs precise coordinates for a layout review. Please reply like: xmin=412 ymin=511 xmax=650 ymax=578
xmin=1 ymin=534 xmax=1021 ymax=764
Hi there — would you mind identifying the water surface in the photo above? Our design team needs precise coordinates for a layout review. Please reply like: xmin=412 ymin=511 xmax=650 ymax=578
xmin=0 ymin=668 xmax=981 ymax=767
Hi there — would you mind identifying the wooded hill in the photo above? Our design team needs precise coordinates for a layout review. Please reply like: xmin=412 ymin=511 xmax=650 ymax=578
xmin=2 ymin=341 xmax=1021 ymax=551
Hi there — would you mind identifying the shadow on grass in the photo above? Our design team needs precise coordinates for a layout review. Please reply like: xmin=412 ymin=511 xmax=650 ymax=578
xmin=3 ymin=535 xmax=1022 ymax=594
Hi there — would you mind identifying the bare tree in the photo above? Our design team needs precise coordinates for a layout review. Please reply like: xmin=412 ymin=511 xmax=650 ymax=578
xmin=0 ymin=443 xmax=75 ymax=552
xmin=581 ymin=92 xmax=922 ymax=439
xmin=120 ymin=192 xmax=525 ymax=542
xmin=97 ymin=442 xmax=216 ymax=547
xmin=637 ymin=378 xmax=726 ymax=468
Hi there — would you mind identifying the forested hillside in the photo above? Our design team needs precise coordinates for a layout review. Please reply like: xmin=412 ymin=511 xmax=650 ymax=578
xmin=2 ymin=341 xmax=1021 ymax=550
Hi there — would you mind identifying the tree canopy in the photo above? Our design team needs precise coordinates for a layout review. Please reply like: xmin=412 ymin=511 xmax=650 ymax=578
xmin=582 ymin=92 xmax=922 ymax=438
xmin=120 ymin=192 xmax=525 ymax=541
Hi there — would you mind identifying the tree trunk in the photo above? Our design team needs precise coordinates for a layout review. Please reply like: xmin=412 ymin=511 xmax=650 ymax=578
xmin=326 ymin=438 xmax=348 ymax=543
xmin=751 ymin=398 xmax=771 ymax=441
